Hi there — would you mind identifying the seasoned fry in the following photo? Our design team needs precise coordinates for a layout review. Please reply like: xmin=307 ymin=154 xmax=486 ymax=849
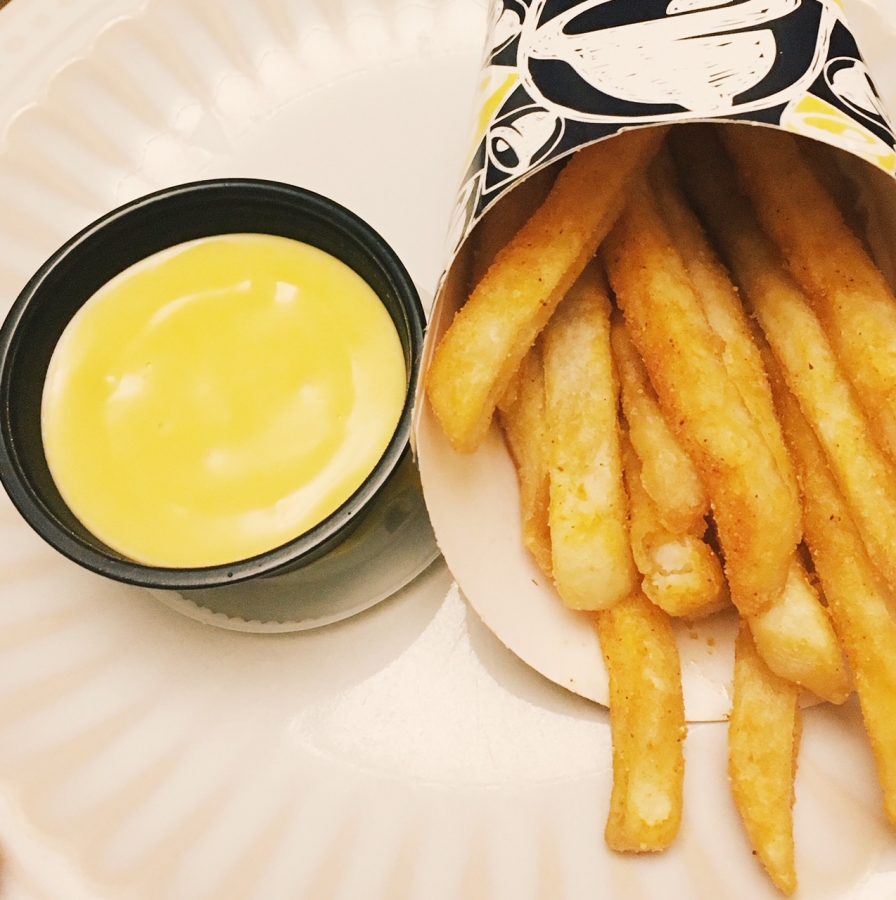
xmin=610 ymin=316 xmax=709 ymax=535
xmin=597 ymin=594 xmax=685 ymax=852
xmin=650 ymin=150 xmax=799 ymax=514
xmin=722 ymin=126 xmax=896 ymax=462
xmin=648 ymin=152 xmax=848 ymax=700
xmin=729 ymin=624 xmax=801 ymax=896
xmin=772 ymin=363 xmax=896 ymax=826
xmin=748 ymin=559 xmax=850 ymax=705
xmin=497 ymin=344 xmax=552 ymax=577
xmin=471 ymin=167 xmax=557 ymax=417
xmin=543 ymin=263 xmax=636 ymax=610
xmin=427 ymin=127 xmax=667 ymax=452
xmin=622 ymin=436 xmax=727 ymax=619
xmin=675 ymin=128 xmax=896 ymax=591
xmin=603 ymin=180 xmax=799 ymax=616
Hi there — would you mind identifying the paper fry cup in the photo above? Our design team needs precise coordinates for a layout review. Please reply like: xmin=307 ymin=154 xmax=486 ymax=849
xmin=415 ymin=0 xmax=896 ymax=722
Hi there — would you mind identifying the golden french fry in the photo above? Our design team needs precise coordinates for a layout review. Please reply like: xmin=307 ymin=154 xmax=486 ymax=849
xmin=649 ymin=152 xmax=848 ymax=701
xmin=748 ymin=559 xmax=850 ymax=705
xmin=597 ymin=593 xmax=685 ymax=852
xmin=729 ymin=623 xmax=800 ymax=896
xmin=772 ymin=363 xmax=896 ymax=826
xmin=473 ymin=167 xmax=558 ymax=416
xmin=722 ymin=125 xmax=896 ymax=462
xmin=543 ymin=263 xmax=636 ymax=610
xmin=497 ymin=345 xmax=552 ymax=577
xmin=427 ymin=127 xmax=667 ymax=452
xmin=610 ymin=316 xmax=709 ymax=535
xmin=603 ymin=180 xmax=798 ymax=617
xmin=650 ymin=149 xmax=799 ymax=514
xmin=674 ymin=128 xmax=896 ymax=592
xmin=622 ymin=436 xmax=727 ymax=620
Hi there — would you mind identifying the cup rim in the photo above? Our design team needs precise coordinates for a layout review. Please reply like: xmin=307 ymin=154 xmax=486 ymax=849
xmin=0 ymin=177 xmax=426 ymax=589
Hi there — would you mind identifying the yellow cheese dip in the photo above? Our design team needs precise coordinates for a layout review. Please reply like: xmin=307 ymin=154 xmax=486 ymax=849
xmin=41 ymin=234 xmax=407 ymax=568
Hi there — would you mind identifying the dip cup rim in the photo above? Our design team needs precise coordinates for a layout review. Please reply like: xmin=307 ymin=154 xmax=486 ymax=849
xmin=0 ymin=177 xmax=426 ymax=590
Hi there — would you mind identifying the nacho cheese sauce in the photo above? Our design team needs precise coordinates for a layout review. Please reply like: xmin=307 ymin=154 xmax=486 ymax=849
xmin=41 ymin=234 xmax=406 ymax=568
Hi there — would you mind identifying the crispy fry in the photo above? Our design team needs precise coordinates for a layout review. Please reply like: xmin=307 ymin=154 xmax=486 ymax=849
xmin=543 ymin=263 xmax=636 ymax=610
xmin=603 ymin=180 xmax=798 ymax=616
xmin=427 ymin=127 xmax=667 ymax=452
xmin=648 ymin=151 xmax=849 ymax=698
xmin=674 ymin=128 xmax=896 ymax=591
xmin=622 ymin=436 xmax=727 ymax=619
xmin=729 ymin=623 xmax=800 ymax=896
xmin=748 ymin=559 xmax=850 ymax=705
xmin=472 ymin=166 xmax=558 ymax=417
xmin=722 ymin=125 xmax=896 ymax=462
xmin=610 ymin=316 xmax=709 ymax=535
xmin=772 ymin=363 xmax=896 ymax=826
xmin=597 ymin=594 xmax=685 ymax=852
xmin=650 ymin=150 xmax=799 ymax=515
xmin=497 ymin=345 xmax=552 ymax=577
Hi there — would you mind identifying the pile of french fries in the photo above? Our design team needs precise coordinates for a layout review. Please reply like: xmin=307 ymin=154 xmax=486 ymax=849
xmin=426 ymin=122 xmax=896 ymax=895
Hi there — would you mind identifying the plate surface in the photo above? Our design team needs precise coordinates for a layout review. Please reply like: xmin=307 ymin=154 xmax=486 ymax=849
xmin=1 ymin=0 xmax=896 ymax=898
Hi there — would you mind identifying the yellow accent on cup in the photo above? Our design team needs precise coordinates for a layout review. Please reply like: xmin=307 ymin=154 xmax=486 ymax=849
xmin=469 ymin=69 xmax=520 ymax=166
xmin=782 ymin=95 xmax=896 ymax=174
xmin=41 ymin=234 xmax=407 ymax=568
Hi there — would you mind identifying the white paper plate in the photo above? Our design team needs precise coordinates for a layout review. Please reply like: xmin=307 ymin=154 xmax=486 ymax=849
xmin=1 ymin=0 xmax=896 ymax=898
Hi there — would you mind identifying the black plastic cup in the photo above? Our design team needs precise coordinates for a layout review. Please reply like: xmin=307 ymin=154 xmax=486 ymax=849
xmin=0 ymin=179 xmax=425 ymax=590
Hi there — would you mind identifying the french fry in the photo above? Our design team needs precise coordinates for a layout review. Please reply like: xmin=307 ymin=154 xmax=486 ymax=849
xmin=596 ymin=594 xmax=685 ymax=852
xmin=497 ymin=344 xmax=552 ymax=577
xmin=729 ymin=623 xmax=801 ymax=896
xmin=543 ymin=262 xmax=636 ymax=610
xmin=674 ymin=128 xmax=896 ymax=591
xmin=649 ymin=152 xmax=849 ymax=701
xmin=622 ymin=435 xmax=727 ymax=620
xmin=427 ymin=127 xmax=667 ymax=452
xmin=470 ymin=166 xmax=556 ymax=417
xmin=772 ymin=362 xmax=896 ymax=826
xmin=722 ymin=125 xmax=896 ymax=462
xmin=748 ymin=559 xmax=851 ymax=705
xmin=650 ymin=149 xmax=799 ymax=514
xmin=610 ymin=316 xmax=709 ymax=535
xmin=603 ymin=180 xmax=798 ymax=617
